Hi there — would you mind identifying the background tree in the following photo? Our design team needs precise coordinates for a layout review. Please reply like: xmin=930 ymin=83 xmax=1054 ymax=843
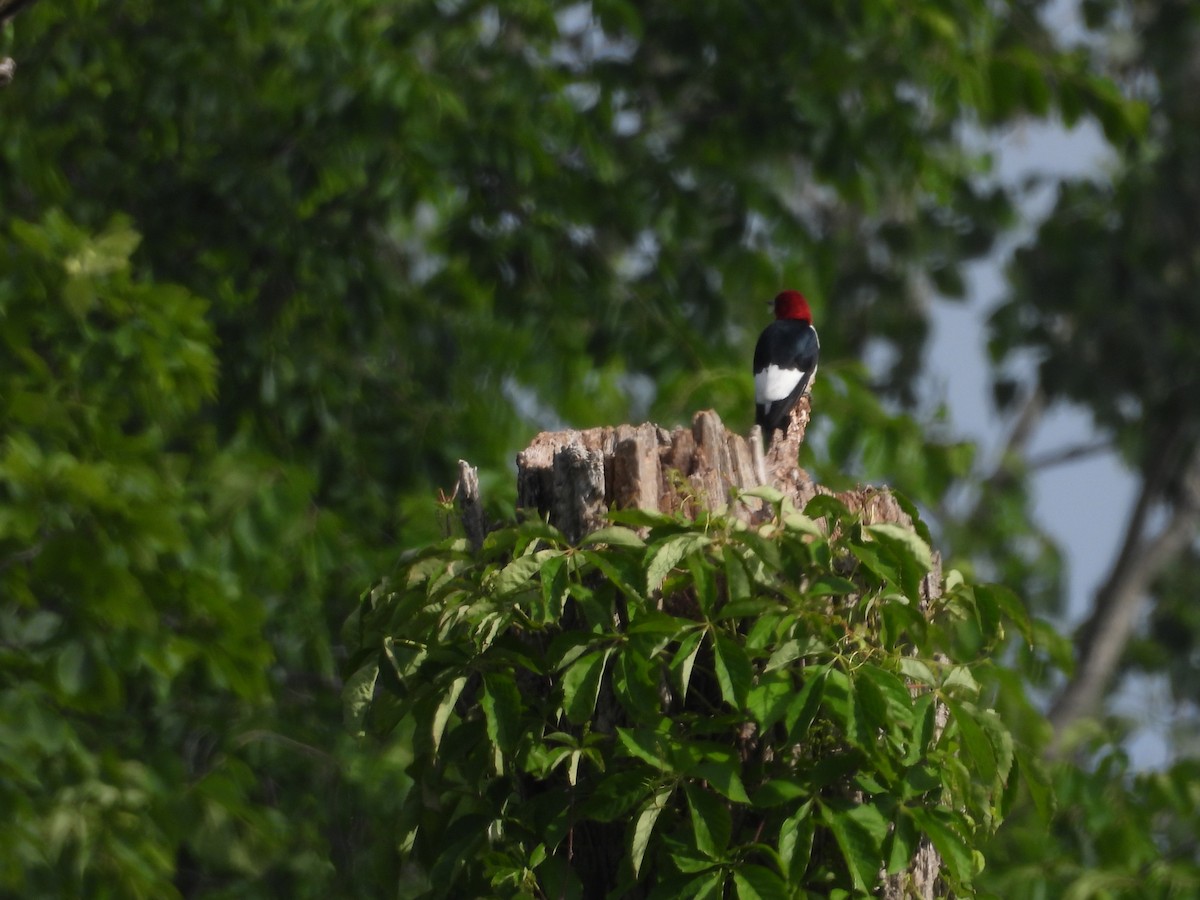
xmin=969 ymin=0 xmax=1200 ymax=893
xmin=0 ymin=0 xmax=1182 ymax=896
xmin=989 ymin=0 xmax=1200 ymax=742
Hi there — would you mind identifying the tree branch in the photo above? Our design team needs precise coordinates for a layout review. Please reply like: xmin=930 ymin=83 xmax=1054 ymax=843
xmin=1027 ymin=438 xmax=1114 ymax=471
xmin=980 ymin=386 xmax=1045 ymax=495
xmin=1048 ymin=443 xmax=1200 ymax=742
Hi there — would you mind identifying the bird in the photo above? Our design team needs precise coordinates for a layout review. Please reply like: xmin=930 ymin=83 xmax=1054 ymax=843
xmin=753 ymin=289 xmax=820 ymax=443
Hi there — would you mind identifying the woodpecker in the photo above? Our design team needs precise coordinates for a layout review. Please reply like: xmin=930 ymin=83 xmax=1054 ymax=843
xmin=753 ymin=290 xmax=820 ymax=442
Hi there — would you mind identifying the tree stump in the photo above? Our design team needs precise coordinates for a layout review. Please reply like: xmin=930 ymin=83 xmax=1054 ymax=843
xmin=505 ymin=397 xmax=922 ymax=543
xmin=455 ymin=397 xmax=946 ymax=899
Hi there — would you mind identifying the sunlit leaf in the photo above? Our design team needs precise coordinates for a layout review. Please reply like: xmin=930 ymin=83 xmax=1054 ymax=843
xmin=631 ymin=784 xmax=672 ymax=878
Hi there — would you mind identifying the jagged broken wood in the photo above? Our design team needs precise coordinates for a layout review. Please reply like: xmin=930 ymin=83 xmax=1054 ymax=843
xmin=502 ymin=397 xmax=922 ymax=543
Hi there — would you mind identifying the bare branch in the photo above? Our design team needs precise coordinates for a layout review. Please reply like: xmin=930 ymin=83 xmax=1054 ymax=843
xmin=1000 ymin=385 xmax=1046 ymax=461
xmin=1048 ymin=443 xmax=1200 ymax=743
xmin=1027 ymin=439 xmax=1114 ymax=471
xmin=977 ymin=386 xmax=1046 ymax=497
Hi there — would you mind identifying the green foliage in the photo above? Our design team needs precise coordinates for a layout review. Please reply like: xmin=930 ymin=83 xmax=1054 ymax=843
xmin=0 ymin=211 xmax=277 ymax=896
xmin=0 ymin=0 xmax=1170 ymax=895
xmin=983 ymin=743 xmax=1200 ymax=899
xmin=989 ymin=0 xmax=1200 ymax=723
xmin=345 ymin=501 xmax=1033 ymax=897
xmin=2 ymin=0 xmax=1144 ymax=520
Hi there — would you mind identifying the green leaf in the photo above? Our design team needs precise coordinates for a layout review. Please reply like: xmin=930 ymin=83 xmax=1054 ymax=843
xmin=884 ymin=811 xmax=921 ymax=875
xmin=341 ymin=660 xmax=379 ymax=738
xmin=684 ymin=783 xmax=731 ymax=859
xmin=688 ymin=759 xmax=752 ymax=804
xmin=562 ymin=649 xmax=612 ymax=725
xmin=715 ymin=597 xmax=780 ymax=621
xmin=580 ymin=525 xmax=647 ymax=548
xmin=614 ymin=639 xmax=663 ymax=718
xmin=539 ymin=554 xmax=571 ymax=622
xmin=729 ymin=528 xmax=782 ymax=574
xmin=910 ymin=808 xmax=977 ymax=884
xmin=945 ymin=698 xmax=996 ymax=784
xmin=647 ymin=533 xmax=712 ymax=594
xmin=785 ymin=666 xmax=828 ymax=740
xmin=631 ymin=784 xmax=672 ymax=878
xmin=909 ymin=693 xmax=940 ymax=762
xmin=671 ymin=628 xmax=705 ymax=702
xmin=740 ymin=484 xmax=785 ymax=504
xmin=678 ymin=870 xmax=725 ymax=899
xmin=432 ymin=674 xmax=468 ymax=754
xmin=820 ymin=667 xmax=857 ymax=744
xmin=976 ymin=704 xmax=1016 ymax=787
xmin=747 ymin=669 xmax=793 ymax=732
xmin=687 ymin=550 xmax=718 ymax=616
xmin=712 ymin=634 xmax=752 ymax=709
xmin=805 ymin=574 xmax=859 ymax=597
xmin=583 ymin=770 xmax=651 ymax=822
xmin=581 ymin=548 xmax=646 ymax=603
xmin=821 ymin=802 xmax=886 ymax=892
xmin=803 ymin=494 xmax=853 ymax=525
xmin=889 ymin=490 xmax=934 ymax=546
xmin=1015 ymin=746 xmax=1056 ymax=823
xmin=976 ymin=583 xmax=1033 ymax=645
xmin=493 ymin=552 xmax=550 ymax=595
xmin=617 ymin=726 xmax=676 ymax=772
xmin=848 ymin=540 xmax=900 ymax=587
xmin=752 ymin=779 xmax=808 ymax=808
xmin=732 ymin=864 xmax=788 ymax=900
xmin=722 ymin=544 xmax=751 ymax=603
xmin=898 ymin=657 xmax=937 ymax=686
xmin=607 ymin=507 xmax=679 ymax=529
xmin=778 ymin=801 xmax=815 ymax=883
xmin=868 ymin=531 xmax=932 ymax=598
xmin=672 ymin=852 xmax=719 ymax=875
xmin=856 ymin=664 xmax=914 ymax=732
xmin=941 ymin=665 xmax=980 ymax=697
xmin=783 ymin=512 xmax=822 ymax=537
xmin=481 ymin=670 xmax=523 ymax=764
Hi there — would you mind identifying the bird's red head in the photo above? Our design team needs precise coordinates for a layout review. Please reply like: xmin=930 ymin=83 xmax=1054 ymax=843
xmin=773 ymin=290 xmax=812 ymax=323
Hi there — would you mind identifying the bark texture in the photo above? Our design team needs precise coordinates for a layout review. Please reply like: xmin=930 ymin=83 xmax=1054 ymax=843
xmin=513 ymin=400 xmax=923 ymax=539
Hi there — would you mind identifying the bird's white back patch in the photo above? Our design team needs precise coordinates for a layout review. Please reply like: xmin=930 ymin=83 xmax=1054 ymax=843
xmin=755 ymin=364 xmax=805 ymax=403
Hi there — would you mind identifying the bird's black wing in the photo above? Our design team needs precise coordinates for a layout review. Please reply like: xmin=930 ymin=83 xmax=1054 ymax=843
xmin=753 ymin=321 xmax=819 ymax=438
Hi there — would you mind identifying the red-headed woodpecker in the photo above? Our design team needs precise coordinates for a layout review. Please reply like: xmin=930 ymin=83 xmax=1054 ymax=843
xmin=754 ymin=290 xmax=820 ymax=441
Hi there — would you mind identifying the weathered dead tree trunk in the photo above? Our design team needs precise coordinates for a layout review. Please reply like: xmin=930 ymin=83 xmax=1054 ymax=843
xmin=455 ymin=396 xmax=946 ymax=899
xmin=508 ymin=397 xmax=919 ymax=541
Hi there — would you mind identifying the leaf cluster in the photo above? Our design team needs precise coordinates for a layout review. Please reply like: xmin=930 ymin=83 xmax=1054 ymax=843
xmin=345 ymin=498 xmax=1034 ymax=898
